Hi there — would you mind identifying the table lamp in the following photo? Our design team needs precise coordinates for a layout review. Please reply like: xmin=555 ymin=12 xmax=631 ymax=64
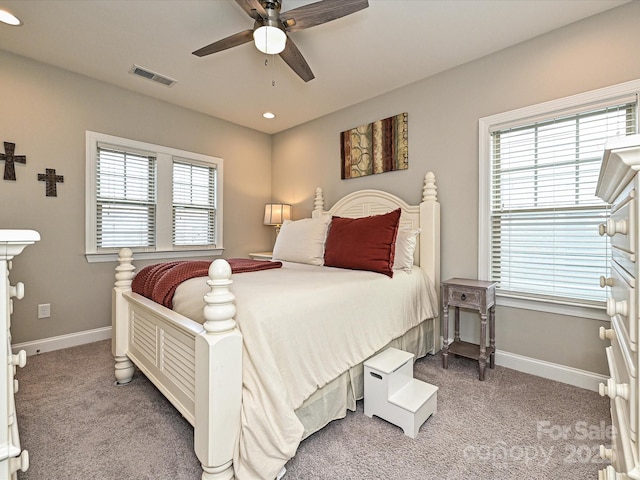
xmin=263 ymin=203 xmax=291 ymax=235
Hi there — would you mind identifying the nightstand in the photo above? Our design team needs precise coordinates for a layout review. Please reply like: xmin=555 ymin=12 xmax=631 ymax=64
xmin=441 ymin=278 xmax=497 ymax=381
xmin=249 ymin=252 xmax=273 ymax=260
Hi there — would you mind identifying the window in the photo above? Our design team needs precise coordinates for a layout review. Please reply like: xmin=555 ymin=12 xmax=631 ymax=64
xmin=86 ymin=131 xmax=223 ymax=262
xmin=96 ymin=146 xmax=156 ymax=249
xmin=172 ymin=160 xmax=216 ymax=246
xmin=479 ymin=81 xmax=640 ymax=319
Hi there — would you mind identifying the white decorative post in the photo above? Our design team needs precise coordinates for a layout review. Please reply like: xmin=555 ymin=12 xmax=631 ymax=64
xmin=113 ymin=248 xmax=135 ymax=384
xmin=311 ymin=187 xmax=325 ymax=218
xmin=194 ymin=259 xmax=242 ymax=480
xmin=422 ymin=171 xmax=438 ymax=203
xmin=420 ymin=172 xmax=441 ymax=352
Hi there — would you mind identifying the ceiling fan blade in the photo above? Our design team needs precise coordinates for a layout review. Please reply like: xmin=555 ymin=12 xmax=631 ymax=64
xmin=234 ymin=0 xmax=268 ymax=20
xmin=192 ymin=29 xmax=254 ymax=57
xmin=279 ymin=35 xmax=314 ymax=82
xmin=281 ymin=0 xmax=368 ymax=32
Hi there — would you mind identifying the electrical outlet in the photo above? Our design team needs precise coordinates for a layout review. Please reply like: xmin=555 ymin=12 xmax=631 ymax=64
xmin=38 ymin=303 xmax=51 ymax=319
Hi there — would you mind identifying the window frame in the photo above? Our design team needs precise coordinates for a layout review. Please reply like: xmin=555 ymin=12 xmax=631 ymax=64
xmin=478 ymin=79 xmax=640 ymax=321
xmin=85 ymin=131 xmax=224 ymax=263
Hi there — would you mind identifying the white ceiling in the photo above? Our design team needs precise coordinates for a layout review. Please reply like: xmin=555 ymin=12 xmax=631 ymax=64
xmin=0 ymin=0 xmax=629 ymax=134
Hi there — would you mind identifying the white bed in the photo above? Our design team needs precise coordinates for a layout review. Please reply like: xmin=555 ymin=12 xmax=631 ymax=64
xmin=111 ymin=172 xmax=441 ymax=480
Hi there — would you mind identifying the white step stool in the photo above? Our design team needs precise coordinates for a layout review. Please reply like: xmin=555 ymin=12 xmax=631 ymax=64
xmin=364 ymin=347 xmax=438 ymax=438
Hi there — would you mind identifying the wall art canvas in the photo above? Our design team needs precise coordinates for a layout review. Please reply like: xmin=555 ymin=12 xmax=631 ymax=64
xmin=340 ymin=112 xmax=408 ymax=179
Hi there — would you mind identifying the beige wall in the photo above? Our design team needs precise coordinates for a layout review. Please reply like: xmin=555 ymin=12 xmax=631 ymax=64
xmin=0 ymin=51 xmax=273 ymax=344
xmin=271 ymin=2 xmax=640 ymax=375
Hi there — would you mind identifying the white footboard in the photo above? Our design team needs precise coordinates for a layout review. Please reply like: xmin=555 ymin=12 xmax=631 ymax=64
xmin=112 ymin=250 xmax=242 ymax=480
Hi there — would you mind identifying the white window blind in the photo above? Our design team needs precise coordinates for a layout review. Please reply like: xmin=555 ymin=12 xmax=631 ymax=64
xmin=489 ymin=99 xmax=637 ymax=305
xmin=86 ymin=131 xmax=224 ymax=262
xmin=173 ymin=160 xmax=216 ymax=246
xmin=96 ymin=145 xmax=156 ymax=249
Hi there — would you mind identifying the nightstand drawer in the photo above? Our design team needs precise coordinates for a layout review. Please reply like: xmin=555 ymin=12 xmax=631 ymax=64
xmin=609 ymin=262 xmax=636 ymax=351
xmin=603 ymin=344 xmax=636 ymax=446
xmin=442 ymin=278 xmax=496 ymax=312
xmin=445 ymin=287 xmax=482 ymax=309
xmin=613 ymin=248 xmax=636 ymax=279
xmin=610 ymin=397 xmax=635 ymax=474
xmin=610 ymin=195 xmax=635 ymax=255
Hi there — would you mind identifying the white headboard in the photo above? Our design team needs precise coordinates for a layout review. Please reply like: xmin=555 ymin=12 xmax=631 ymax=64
xmin=311 ymin=172 xmax=441 ymax=316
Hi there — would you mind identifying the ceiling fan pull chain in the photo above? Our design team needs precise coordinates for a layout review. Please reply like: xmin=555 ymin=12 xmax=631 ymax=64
xmin=263 ymin=56 xmax=277 ymax=87
xmin=271 ymin=54 xmax=276 ymax=87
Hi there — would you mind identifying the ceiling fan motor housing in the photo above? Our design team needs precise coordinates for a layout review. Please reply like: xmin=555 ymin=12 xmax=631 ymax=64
xmin=258 ymin=1 xmax=282 ymax=27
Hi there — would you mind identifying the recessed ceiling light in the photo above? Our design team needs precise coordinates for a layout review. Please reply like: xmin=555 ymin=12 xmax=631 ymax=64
xmin=263 ymin=112 xmax=276 ymax=119
xmin=0 ymin=9 xmax=22 ymax=26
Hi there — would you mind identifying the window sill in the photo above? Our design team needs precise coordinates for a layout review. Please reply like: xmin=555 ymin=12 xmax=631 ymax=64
xmin=497 ymin=293 xmax=609 ymax=322
xmin=85 ymin=248 xmax=224 ymax=263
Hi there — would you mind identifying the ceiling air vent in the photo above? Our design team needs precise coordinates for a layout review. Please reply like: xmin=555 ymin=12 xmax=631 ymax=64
xmin=129 ymin=65 xmax=176 ymax=87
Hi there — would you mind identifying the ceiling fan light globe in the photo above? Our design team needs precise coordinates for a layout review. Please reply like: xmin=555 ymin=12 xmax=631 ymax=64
xmin=253 ymin=26 xmax=286 ymax=55
xmin=0 ymin=9 xmax=22 ymax=26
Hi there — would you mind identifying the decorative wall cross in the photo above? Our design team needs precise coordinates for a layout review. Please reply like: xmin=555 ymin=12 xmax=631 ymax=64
xmin=38 ymin=168 xmax=64 ymax=197
xmin=0 ymin=142 xmax=27 ymax=181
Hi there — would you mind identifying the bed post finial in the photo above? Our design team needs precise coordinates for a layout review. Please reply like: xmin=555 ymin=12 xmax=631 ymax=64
xmin=203 ymin=259 xmax=237 ymax=333
xmin=312 ymin=187 xmax=324 ymax=218
xmin=115 ymin=247 xmax=135 ymax=287
xmin=422 ymin=172 xmax=437 ymax=203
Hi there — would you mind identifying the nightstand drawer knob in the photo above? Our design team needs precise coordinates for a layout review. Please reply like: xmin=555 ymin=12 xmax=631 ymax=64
xmin=606 ymin=298 xmax=628 ymax=317
xmin=9 ymin=449 xmax=28 ymax=473
xmin=11 ymin=350 xmax=27 ymax=368
xmin=599 ymin=219 xmax=628 ymax=237
xmin=9 ymin=282 xmax=24 ymax=300
xmin=460 ymin=293 xmax=466 ymax=301
xmin=600 ymin=444 xmax=615 ymax=462
xmin=599 ymin=327 xmax=614 ymax=341
xmin=599 ymin=378 xmax=629 ymax=400
xmin=600 ymin=276 xmax=614 ymax=288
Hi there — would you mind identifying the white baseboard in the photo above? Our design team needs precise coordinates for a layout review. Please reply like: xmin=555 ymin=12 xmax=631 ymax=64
xmin=12 ymin=326 xmax=112 ymax=356
xmin=445 ymin=338 xmax=607 ymax=392
xmin=495 ymin=349 xmax=607 ymax=393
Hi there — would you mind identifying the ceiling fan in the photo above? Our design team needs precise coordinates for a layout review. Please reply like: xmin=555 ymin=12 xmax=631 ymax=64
xmin=192 ymin=0 xmax=369 ymax=82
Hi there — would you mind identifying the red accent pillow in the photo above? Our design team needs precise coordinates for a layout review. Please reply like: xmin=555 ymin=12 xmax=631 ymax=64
xmin=324 ymin=208 xmax=401 ymax=277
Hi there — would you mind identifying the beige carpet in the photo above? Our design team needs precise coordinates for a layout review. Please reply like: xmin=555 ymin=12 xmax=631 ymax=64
xmin=16 ymin=340 xmax=609 ymax=479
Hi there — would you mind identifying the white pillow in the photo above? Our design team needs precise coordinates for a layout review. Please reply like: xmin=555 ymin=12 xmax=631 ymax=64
xmin=272 ymin=215 xmax=331 ymax=266
xmin=393 ymin=228 xmax=420 ymax=271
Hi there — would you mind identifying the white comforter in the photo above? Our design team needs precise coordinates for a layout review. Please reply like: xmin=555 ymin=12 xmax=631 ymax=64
xmin=173 ymin=262 xmax=438 ymax=480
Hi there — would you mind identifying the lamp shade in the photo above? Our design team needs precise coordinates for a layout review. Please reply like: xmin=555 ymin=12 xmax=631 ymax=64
xmin=264 ymin=203 xmax=291 ymax=226
xmin=253 ymin=25 xmax=287 ymax=54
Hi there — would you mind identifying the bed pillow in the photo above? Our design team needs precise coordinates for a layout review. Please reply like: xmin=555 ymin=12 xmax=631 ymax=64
xmin=394 ymin=228 xmax=420 ymax=272
xmin=324 ymin=208 xmax=401 ymax=277
xmin=272 ymin=215 xmax=331 ymax=266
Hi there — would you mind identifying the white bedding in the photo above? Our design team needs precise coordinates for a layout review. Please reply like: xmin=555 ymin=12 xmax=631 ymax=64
xmin=173 ymin=262 xmax=438 ymax=480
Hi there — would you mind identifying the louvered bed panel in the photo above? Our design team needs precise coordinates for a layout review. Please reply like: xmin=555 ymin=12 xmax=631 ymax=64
xmin=126 ymin=296 xmax=200 ymax=426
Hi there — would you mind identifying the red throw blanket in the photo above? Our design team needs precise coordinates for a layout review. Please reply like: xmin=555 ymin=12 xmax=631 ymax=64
xmin=131 ymin=258 xmax=282 ymax=309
